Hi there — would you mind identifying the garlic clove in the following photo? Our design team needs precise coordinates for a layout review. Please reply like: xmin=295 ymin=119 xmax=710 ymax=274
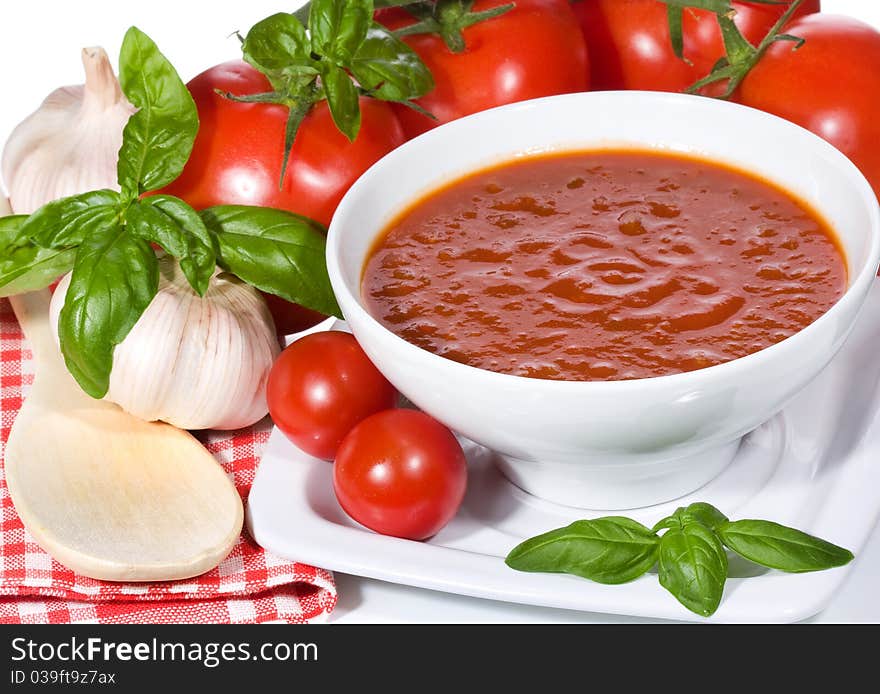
xmin=50 ymin=255 xmax=281 ymax=431
xmin=2 ymin=47 xmax=135 ymax=214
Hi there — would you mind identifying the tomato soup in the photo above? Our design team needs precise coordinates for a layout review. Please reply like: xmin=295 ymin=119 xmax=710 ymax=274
xmin=362 ymin=151 xmax=847 ymax=381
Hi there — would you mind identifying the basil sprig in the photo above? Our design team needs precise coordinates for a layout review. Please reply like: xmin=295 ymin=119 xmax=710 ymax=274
xmin=0 ymin=26 xmax=340 ymax=399
xmin=506 ymin=502 xmax=854 ymax=618
xmin=229 ymin=0 xmax=433 ymax=186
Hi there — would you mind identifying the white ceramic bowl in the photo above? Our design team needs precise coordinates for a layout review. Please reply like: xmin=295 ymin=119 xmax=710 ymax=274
xmin=327 ymin=91 xmax=880 ymax=510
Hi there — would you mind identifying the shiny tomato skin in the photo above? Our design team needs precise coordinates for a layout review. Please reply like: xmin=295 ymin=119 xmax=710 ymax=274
xmin=161 ymin=60 xmax=406 ymax=228
xmin=261 ymin=291 xmax=328 ymax=336
xmin=267 ymin=332 xmax=398 ymax=461
xmin=573 ymin=0 xmax=821 ymax=92
xmin=739 ymin=14 xmax=880 ymax=200
xmin=333 ymin=409 xmax=467 ymax=540
xmin=377 ymin=0 xmax=589 ymax=137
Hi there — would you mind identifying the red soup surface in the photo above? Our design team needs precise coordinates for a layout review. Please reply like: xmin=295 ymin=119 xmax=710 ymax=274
xmin=362 ymin=150 xmax=847 ymax=381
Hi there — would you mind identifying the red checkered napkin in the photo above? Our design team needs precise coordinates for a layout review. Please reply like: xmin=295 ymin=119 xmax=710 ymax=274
xmin=0 ymin=298 xmax=337 ymax=624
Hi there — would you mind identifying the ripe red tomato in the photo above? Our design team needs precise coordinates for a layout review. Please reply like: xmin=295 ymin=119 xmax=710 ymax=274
xmin=261 ymin=291 xmax=327 ymax=336
xmin=162 ymin=60 xmax=406 ymax=228
xmin=738 ymin=14 xmax=880 ymax=200
xmin=333 ymin=409 xmax=467 ymax=540
xmin=266 ymin=331 xmax=398 ymax=460
xmin=377 ymin=0 xmax=589 ymax=138
xmin=573 ymin=0 xmax=821 ymax=92
xmin=161 ymin=61 xmax=405 ymax=335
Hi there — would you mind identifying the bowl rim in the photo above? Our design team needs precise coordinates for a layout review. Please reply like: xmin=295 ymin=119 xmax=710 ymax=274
xmin=327 ymin=90 xmax=880 ymax=393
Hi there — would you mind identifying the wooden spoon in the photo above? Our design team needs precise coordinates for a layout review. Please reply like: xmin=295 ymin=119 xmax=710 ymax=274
xmin=2 ymin=197 xmax=243 ymax=582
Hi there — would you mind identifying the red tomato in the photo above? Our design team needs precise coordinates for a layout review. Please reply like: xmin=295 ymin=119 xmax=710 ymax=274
xmin=333 ymin=409 xmax=467 ymax=540
xmin=266 ymin=332 xmax=398 ymax=460
xmin=162 ymin=61 xmax=406 ymax=228
xmin=261 ymin=291 xmax=327 ymax=336
xmin=377 ymin=0 xmax=589 ymax=137
xmin=573 ymin=0 xmax=821 ymax=92
xmin=162 ymin=61 xmax=405 ymax=335
xmin=739 ymin=14 xmax=880 ymax=200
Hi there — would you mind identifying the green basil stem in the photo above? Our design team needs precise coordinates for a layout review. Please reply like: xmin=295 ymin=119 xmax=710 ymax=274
xmin=659 ymin=0 xmax=807 ymax=98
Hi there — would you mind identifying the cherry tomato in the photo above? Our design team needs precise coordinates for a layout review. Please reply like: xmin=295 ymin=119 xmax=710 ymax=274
xmin=333 ymin=409 xmax=467 ymax=540
xmin=573 ymin=0 xmax=820 ymax=92
xmin=377 ymin=0 xmax=589 ymax=138
xmin=738 ymin=14 xmax=880 ymax=200
xmin=267 ymin=332 xmax=398 ymax=460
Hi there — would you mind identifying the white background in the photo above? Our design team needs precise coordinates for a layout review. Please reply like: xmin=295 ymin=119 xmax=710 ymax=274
xmin=1 ymin=1 xmax=879 ymax=622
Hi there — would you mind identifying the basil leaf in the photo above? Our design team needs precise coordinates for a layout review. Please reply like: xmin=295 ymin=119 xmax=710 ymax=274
xmin=681 ymin=502 xmax=729 ymax=530
xmin=18 ymin=190 xmax=120 ymax=248
xmin=505 ymin=517 xmax=659 ymax=585
xmin=717 ymin=520 xmax=854 ymax=573
xmin=296 ymin=1 xmax=413 ymax=42
xmin=0 ymin=214 xmax=29 ymax=252
xmin=351 ymin=25 xmax=435 ymax=102
xmin=658 ymin=520 xmax=728 ymax=617
xmin=321 ymin=63 xmax=362 ymax=141
xmin=200 ymin=205 xmax=340 ymax=318
xmin=117 ymin=26 xmax=199 ymax=196
xmin=0 ymin=215 xmax=75 ymax=296
xmin=58 ymin=225 xmax=159 ymax=398
xmin=127 ymin=196 xmax=216 ymax=296
xmin=0 ymin=245 xmax=76 ymax=298
xmin=242 ymin=13 xmax=317 ymax=90
xmin=309 ymin=0 xmax=372 ymax=64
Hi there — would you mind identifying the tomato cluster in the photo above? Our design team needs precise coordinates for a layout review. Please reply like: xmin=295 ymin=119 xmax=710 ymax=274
xmin=573 ymin=0 xmax=820 ymax=92
xmin=165 ymin=0 xmax=880 ymax=540
xmin=165 ymin=0 xmax=879 ymax=245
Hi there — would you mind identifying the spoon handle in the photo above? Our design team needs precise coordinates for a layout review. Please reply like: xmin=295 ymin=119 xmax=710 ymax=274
xmin=9 ymin=290 xmax=59 ymax=367
xmin=0 ymin=197 xmax=73 ymax=387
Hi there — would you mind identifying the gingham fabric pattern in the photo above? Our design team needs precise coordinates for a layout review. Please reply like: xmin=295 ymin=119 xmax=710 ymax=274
xmin=0 ymin=298 xmax=337 ymax=624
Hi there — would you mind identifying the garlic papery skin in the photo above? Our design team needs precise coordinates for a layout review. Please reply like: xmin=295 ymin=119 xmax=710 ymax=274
xmin=50 ymin=255 xmax=281 ymax=430
xmin=2 ymin=46 xmax=135 ymax=214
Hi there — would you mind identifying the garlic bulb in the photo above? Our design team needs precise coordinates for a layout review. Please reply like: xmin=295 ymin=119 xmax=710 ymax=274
xmin=50 ymin=255 xmax=281 ymax=430
xmin=2 ymin=47 xmax=135 ymax=214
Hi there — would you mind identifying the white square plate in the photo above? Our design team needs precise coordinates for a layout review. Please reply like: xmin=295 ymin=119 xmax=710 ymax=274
xmin=247 ymin=284 xmax=880 ymax=623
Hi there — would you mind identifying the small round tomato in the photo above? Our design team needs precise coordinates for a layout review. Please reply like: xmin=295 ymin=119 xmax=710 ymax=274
xmin=267 ymin=332 xmax=398 ymax=460
xmin=333 ymin=409 xmax=467 ymax=540
xmin=162 ymin=61 xmax=406 ymax=227
xmin=573 ymin=0 xmax=820 ymax=92
xmin=377 ymin=0 xmax=589 ymax=138
xmin=738 ymin=14 xmax=880 ymax=200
